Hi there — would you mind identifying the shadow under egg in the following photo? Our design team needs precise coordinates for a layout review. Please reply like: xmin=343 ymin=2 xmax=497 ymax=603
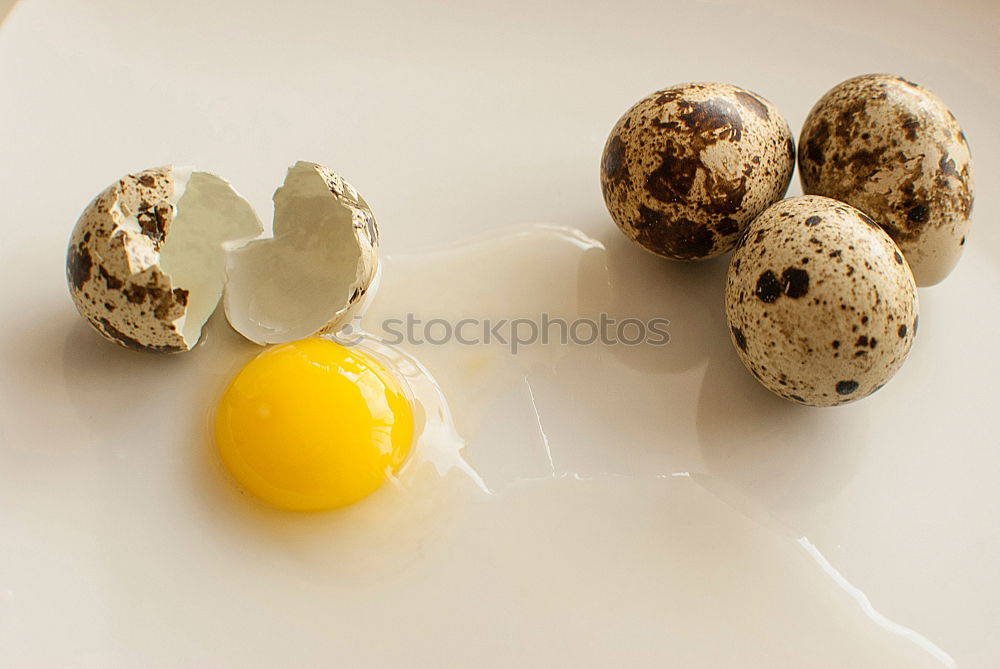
xmin=60 ymin=307 xmax=256 ymax=443
xmin=694 ymin=346 xmax=870 ymax=527
xmin=595 ymin=226 xmax=733 ymax=376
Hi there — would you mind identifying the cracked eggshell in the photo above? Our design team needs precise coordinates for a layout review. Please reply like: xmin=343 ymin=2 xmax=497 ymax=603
xmin=798 ymin=74 xmax=974 ymax=286
xmin=223 ymin=161 xmax=380 ymax=344
xmin=66 ymin=167 xmax=262 ymax=353
xmin=601 ymin=82 xmax=795 ymax=261
xmin=725 ymin=195 xmax=918 ymax=407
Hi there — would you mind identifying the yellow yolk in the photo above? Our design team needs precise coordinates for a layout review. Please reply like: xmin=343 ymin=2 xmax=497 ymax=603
xmin=215 ymin=338 xmax=414 ymax=511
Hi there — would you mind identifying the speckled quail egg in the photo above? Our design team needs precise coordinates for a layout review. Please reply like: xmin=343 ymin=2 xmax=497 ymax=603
xmin=66 ymin=161 xmax=379 ymax=353
xmin=798 ymin=74 xmax=974 ymax=286
xmin=66 ymin=167 xmax=261 ymax=352
xmin=601 ymin=82 xmax=795 ymax=260
xmin=726 ymin=195 xmax=918 ymax=407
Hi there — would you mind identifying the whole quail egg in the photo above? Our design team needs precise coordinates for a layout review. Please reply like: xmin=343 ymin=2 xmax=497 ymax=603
xmin=601 ymin=82 xmax=795 ymax=260
xmin=66 ymin=161 xmax=379 ymax=353
xmin=798 ymin=74 xmax=974 ymax=286
xmin=726 ymin=195 xmax=918 ymax=407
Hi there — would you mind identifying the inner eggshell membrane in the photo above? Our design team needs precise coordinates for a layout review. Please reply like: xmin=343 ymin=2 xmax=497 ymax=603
xmin=223 ymin=162 xmax=378 ymax=344
xmin=162 ymin=170 xmax=262 ymax=346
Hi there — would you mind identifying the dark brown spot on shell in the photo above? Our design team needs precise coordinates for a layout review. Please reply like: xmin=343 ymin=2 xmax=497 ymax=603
xmin=676 ymin=98 xmax=744 ymax=141
xmin=634 ymin=206 xmax=715 ymax=260
xmin=67 ymin=245 xmax=92 ymax=291
xmin=781 ymin=267 xmax=809 ymax=298
xmin=645 ymin=141 xmax=699 ymax=203
xmin=907 ymin=204 xmax=929 ymax=224
xmin=715 ymin=218 xmax=739 ymax=236
xmin=803 ymin=119 xmax=830 ymax=167
xmin=755 ymin=270 xmax=782 ymax=303
xmin=653 ymin=88 xmax=683 ymax=106
xmin=734 ymin=90 xmax=770 ymax=120
xmin=98 ymin=266 xmax=123 ymax=290
xmin=125 ymin=284 xmax=153 ymax=304
xmin=602 ymin=134 xmax=630 ymax=187
xmin=731 ymin=326 xmax=747 ymax=351
xmin=939 ymin=155 xmax=960 ymax=179
xmin=97 ymin=317 xmax=182 ymax=354
xmin=137 ymin=202 xmax=173 ymax=246
xmin=836 ymin=380 xmax=859 ymax=395
xmin=703 ymin=177 xmax=748 ymax=217
xmin=833 ymin=97 xmax=868 ymax=141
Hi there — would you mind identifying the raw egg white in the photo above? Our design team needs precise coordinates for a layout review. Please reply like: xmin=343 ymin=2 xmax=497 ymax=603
xmin=203 ymin=225 xmax=950 ymax=667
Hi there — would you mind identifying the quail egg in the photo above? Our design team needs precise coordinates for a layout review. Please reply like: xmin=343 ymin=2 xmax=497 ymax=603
xmin=798 ymin=74 xmax=974 ymax=286
xmin=601 ymin=82 xmax=795 ymax=260
xmin=726 ymin=195 xmax=918 ymax=407
xmin=66 ymin=167 xmax=261 ymax=352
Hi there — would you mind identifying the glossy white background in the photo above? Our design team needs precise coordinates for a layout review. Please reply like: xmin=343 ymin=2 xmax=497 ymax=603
xmin=1 ymin=0 xmax=998 ymax=667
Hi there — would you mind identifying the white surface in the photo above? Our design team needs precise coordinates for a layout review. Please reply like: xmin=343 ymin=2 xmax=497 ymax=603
xmin=1 ymin=0 xmax=998 ymax=667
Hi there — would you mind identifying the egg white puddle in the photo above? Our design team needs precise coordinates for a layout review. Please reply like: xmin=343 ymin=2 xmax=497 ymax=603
xmin=307 ymin=224 xmax=953 ymax=667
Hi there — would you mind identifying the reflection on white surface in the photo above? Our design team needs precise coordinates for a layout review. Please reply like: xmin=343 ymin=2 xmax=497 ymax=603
xmin=524 ymin=376 xmax=556 ymax=478
xmin=798 ymin=537 xmax=957 ymax=669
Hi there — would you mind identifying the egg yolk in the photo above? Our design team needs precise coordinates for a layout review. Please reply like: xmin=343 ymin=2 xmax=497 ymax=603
xmin=215 ymin=338 xmax=414 ymax=511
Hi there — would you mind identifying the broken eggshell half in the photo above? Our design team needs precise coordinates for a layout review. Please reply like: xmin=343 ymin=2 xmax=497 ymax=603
xmin=224 ymin=161 xmax=379 ymax=345
xmin=66 ymin=161 xmax=379 ymax=353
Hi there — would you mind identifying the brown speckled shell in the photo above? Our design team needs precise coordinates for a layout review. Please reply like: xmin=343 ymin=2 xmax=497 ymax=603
xmin=725 ymin=196 xmax=918 ymax=407
xmin=66 ymin=167 xmax=191 ymax=353
xmin=601 ymin=82 xmax=795 ymax=260
xmin=798 ymin=74 xmax=974 ymax=286
xmin=309 ymin=163 xmax=380 ymax=334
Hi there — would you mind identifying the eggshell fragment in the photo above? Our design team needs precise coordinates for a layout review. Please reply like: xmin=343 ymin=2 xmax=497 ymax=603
xmin=725 ymin=195 xmax=918 ymax=407
xmin=223 ymin=161 xmax=379 ymax=344
xmin=66 ymin=167 xmax=262 ymax=352
xmin=601 ymin=82 xmax=795 ymax=260
xmin=798 ymin=74 xmax=974 ymax=286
